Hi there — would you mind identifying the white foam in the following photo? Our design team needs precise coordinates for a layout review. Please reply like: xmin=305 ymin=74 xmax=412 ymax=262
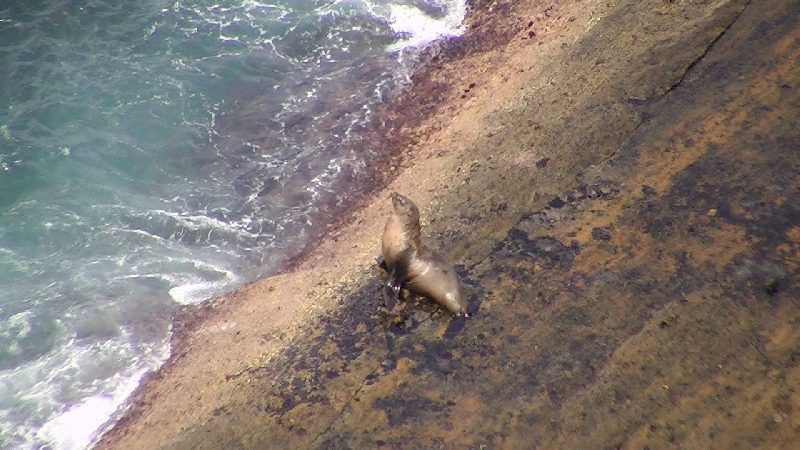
xmin=386 ymin=0 xmax=467 ymax=52
xmin=0 ymin=333 xmax=169 ymax=450
xmin=169 ymin=278 xmax=231 ymax=304
xmin=36 ymin=370 xmax=144 ymax=450
xmin=152 ymin=255 xmax=242 ymax=305
xmin=36 ymin=395 xmax=116 ymax=450
xmin=147 ymin=208 xmax=260 ymax=239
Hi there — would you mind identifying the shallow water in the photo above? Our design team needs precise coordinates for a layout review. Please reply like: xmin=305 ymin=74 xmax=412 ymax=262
xmin=0 ymin=0 xmax=465 ymax=448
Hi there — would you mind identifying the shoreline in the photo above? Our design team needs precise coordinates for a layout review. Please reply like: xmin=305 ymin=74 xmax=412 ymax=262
xmin=94 ymin=0 xmax=529 ymax=443
xmin=96 ymin=0 xmax=588 ymax=444
xmin=96 ymin=0 xmax=800 ymax=447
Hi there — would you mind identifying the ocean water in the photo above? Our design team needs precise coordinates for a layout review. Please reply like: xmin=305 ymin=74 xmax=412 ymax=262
xmin=0 ymin=0 xmax=466 ymax=448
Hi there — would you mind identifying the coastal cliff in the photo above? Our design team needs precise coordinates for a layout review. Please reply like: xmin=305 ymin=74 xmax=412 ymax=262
xmin=96 ymin=0 xmax=800 ymax=448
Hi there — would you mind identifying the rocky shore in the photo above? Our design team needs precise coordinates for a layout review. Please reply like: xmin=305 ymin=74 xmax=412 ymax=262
xmin=96 ymin=0 xmax=800 ymax=448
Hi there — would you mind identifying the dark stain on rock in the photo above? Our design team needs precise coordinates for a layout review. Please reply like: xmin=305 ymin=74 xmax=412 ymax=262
xmin=735 ymin=259 xmax=790 ymax=300
xmin=641 ymin=138 xmax=800 ymax=248
xmin=492 ymin=226 xmax=580 ymax=271
xmin=555 ymin=305 xmax=591 ymax=327
xmin=253 ymin=279 xmax=390 ymax=416
xmin=373 ymin=392 xmax=447 ymax=427
xmin=548 ymin=182 xmax=618 ymax=209
xmin=591 ymin=227 xmax=613 ymax=241
xmin=641 ymin=184 xmax=657 ymax=199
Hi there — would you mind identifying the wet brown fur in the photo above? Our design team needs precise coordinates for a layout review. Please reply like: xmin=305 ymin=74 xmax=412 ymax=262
xmin=381 ymin=193 xmax=421 ymax=273
xmin=381 ymin=193 xmax=468 ymax=317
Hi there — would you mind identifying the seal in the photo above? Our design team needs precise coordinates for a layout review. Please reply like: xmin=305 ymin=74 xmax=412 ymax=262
xmin=381 ymin=192 xmax=421 ymax=300
xmin=381 ymin=193 xmax=469 ymax=317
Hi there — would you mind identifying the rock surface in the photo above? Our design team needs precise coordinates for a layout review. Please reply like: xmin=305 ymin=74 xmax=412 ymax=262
xmin=96 ymin=0 xmax=800 ymax=448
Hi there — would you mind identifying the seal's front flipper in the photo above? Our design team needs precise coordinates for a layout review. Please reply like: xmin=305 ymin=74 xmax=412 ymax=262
xmin=382 ymin=272 xmax=399 ymax=311
xmin=378 ymin=255 xmax=402 ymax=309
xmin=377 ymin=255 xmax=388 ymax=272
xmin=387 ymin=261 xmax=407 ymax=301
xmin=382 ymin=263 xmax=401 ymax=309
xmin=390 ymin=281 xmax=402 ymax=299
xmin=383 ymin=286 xmax=398 ymax=310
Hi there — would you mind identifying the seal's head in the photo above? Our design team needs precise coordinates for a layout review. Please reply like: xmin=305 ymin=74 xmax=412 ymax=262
xmin=390 ymin=192 xmax=420 ymax=224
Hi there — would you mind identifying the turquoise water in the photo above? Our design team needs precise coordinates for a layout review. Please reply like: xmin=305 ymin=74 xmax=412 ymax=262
xmin=0 ymin=0 xmax=465 ymax=448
